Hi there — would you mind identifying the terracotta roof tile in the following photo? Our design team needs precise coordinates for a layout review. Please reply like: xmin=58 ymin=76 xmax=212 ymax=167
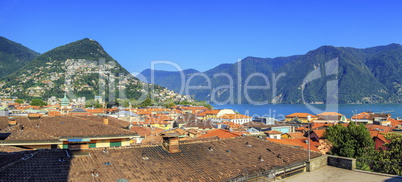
xmin=317 ymin=112 xmax=343 ymax=116
xmin=286 ymin=113 xmax=318 ymax=118
xmin=370 ymin=131 xmax=390 ymax=143
xmin=0 ymin=137 xmax=321 ymax=181
xmin=0 ymin=116 xmax=136 ymax=142
xmin=285 ymin=132 xmax=306 ymax=139
xmin=366 ymin=124 xmax=393 ymax=133
xmin=311 ymin=130 xmax=326 ymax=138
xmin=198 ymin=129 xmax=241 ymax=139
xmin=221 ymin=121 xmax=242 ymax=128
xmin=264 ymin=130 xmax=283 ymax=135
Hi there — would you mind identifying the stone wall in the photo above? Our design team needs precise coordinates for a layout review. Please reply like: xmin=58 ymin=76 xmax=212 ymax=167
xmin=327 ymin=155 xmax=356 ymax=170
xmin=307 ymin=155 xmax=328 ymax=172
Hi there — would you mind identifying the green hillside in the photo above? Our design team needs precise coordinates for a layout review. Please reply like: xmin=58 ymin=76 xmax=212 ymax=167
xmin=0 ymin=36 xmax=39 ymax=78
xmin=0 ymin=38 xmax=164 ymax=101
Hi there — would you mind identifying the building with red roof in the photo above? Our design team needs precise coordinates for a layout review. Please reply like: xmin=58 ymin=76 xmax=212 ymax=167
xmin=285 ymin=113 xmax=317 ymax=123
xmin=218 ymin=114 xmax=252 ymax=125
xmin=370 ymin=131 xmax=389 ymax=150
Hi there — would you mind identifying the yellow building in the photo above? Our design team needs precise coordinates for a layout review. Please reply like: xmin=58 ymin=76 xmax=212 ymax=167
xmin=285 ymin=113 xmax=317 ymax=123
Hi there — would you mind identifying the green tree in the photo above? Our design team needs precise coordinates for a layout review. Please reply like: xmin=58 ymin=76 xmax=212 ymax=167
xmin=325 ymin=122 xmax=375 ymax=170
xmin=140 ymin=98 xmax=153 ymax=107
xmin=85 ymin=99 xmax=103 ymax=108
xmin=14 ymin=99 xmax=24 ymax=104
xmin=163 ymin=102 xmax=176 ymax=108
xmin=30 ymin=99 xmax=47 ymax=107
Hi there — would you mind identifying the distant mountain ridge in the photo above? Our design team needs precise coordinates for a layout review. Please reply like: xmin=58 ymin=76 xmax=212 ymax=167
xmin=140 ymin=43 xmax=402 ymax=104
xmin=0 ymin=36 xmax=39 ymax=78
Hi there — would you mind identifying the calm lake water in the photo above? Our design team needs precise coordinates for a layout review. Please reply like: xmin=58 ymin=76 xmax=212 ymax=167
xmin=211 ymin=104 xmax=402 ymax=120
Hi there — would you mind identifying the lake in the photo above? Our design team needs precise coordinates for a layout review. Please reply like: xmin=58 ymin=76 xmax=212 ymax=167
xmin=211 ymin=104 xmax=402 ymax=120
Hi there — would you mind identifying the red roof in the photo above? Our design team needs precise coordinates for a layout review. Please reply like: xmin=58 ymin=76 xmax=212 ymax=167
xmin=370 ymin=131 xmax=389 ymax=143
xmin=286 ymin=113 xmax=317 ymax=118
xmin=264 ymin=130 xmax=283 ymax=135
xmin=221 ymin=121 xmax=242 ymax=128
xmin=284 ymin=132 xmax=306 ymax=139
xmin=295 ymin=123 xmax=333 ymax=131
xmin=388 ymin=118 xmax=402 ymax=127
xmin=311 ymin=130 xmax=326 ymax=138
xmin=198 ymin=129 xmax=241 ymax=139
xmin=317 ymin=112 xmax=343 ymax=116
xmin=366 ymin=124 xmax=393 ymax=133
xmin=198 ymin=110 xmax=220 ymax=116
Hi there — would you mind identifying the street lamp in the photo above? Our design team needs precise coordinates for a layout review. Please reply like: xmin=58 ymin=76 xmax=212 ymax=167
xmin=352 ymin=110 xmax=357 ymax=124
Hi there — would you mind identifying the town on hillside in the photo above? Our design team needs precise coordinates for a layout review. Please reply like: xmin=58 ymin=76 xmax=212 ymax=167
xmin=1 ymin=95 xmax=402 ymax=181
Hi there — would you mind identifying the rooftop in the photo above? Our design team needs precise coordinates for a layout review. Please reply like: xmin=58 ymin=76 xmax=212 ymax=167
xmin=286 ymin=113 xmax=318 ymax=118
xmin=0 ymin=137 xmax=321 ymax=181
xmin=0 ymin=116 xmax=136 ymax=143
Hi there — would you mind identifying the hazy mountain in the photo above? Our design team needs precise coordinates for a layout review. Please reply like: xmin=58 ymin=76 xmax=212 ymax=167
xmin=0 ymin=36 xmax=39 ymax=78
xmin=139 ymin=68 xmax=200 ymax=94
xmin=141 ymin=44 xmax=402 ymax=104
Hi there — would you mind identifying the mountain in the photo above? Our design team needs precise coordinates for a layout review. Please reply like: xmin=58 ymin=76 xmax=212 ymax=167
xmin=0 ymin=36 xmax=39 ymax=78
xmin=0 ymin=38 xmax=167 ymax=101
xmin=139 ymin=68 xmax=200 ymax=94
xmin=141 ymin=44 xmax=402 ymax=104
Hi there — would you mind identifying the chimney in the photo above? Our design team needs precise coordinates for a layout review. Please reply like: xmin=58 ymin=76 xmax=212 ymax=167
xmin=8 ymin=117 xmax=17 ymax=126
xmin=167 ymin=138 xmax=180 ymax=153
xmin=103 ymin=117 xmax=109 ymax=125
xmin=162 ymin=134 xmax=181 ymax=153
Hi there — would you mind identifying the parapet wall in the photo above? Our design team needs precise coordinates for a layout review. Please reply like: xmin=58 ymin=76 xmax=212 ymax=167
xmin=307 ymin=155 xmax=328 ymax=172
xmin=327 ymin=155 xmax=356 ymax=170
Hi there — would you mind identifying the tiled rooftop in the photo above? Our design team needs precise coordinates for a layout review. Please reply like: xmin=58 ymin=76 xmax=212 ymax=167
xmin=0 ymin=116 xmax=136 ymax=142
xmin=285 ymin=132 xmax=306 ymax=139
xmin=366 ymin=124 xmax=393 ymax=133
xmin=76 ymin=116 xmax=130 ymax=129
xmin=0 ymin=137 xmax=321 ymax=181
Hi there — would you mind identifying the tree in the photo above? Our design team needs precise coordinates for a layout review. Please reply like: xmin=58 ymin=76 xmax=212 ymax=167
xmin=140 ymin=98 xmax=153 ymax=108
xmin=85 ymin=99 xmax=103 ymax=108
xmin=163 ymin=102 xmax=176 ymax=108
xmin=325 ymin=122 xmax=375 ymax=170
xmin=30 ymin=99 xmax=47 ymax=107
xmin=14 ymin=99 xmax=24 ymax=104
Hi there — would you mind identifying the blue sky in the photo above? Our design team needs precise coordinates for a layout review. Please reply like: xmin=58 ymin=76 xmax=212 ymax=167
xmin=1 ymin=0 xmax=402 ymax=73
